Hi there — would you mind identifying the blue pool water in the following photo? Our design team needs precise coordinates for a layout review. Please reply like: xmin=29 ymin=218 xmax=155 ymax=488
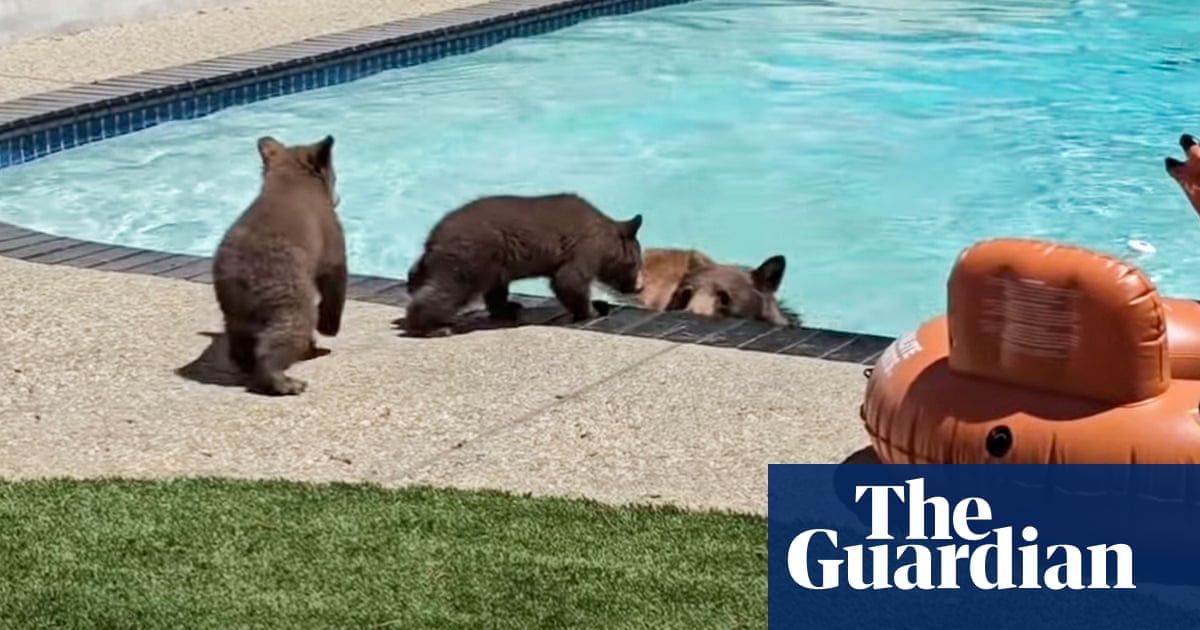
xmin=2 ymin=0 xmax=1200 ymax=337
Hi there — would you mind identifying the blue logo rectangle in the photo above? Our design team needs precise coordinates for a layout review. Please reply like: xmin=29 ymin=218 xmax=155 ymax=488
xmin=767 ymin=464 xmax=1200 ymax=629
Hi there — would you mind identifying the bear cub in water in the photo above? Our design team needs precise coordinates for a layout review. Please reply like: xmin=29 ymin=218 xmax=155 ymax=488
xmin=402 ymin=193 xmax=645 ymax=336
xmin=636 ymin=248 xmax=798 ymax=327
xmin=212 ymin=135 xmax=346 ymax=396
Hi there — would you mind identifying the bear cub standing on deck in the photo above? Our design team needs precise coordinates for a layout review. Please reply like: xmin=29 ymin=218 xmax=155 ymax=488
xmin=402 ymin=193 xmax=644 ymax=336
xmin=212 ymin=135 xmax=347 ymax=396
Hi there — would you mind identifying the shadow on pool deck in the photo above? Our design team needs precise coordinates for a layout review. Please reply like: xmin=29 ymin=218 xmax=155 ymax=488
xmin=175 ymin=332 xmax=246 ymax=389
xmin=0 ymin=255 xmax=871 ymax=515
xmin=839 ymin=445 xmax=881 ymax=464
xmin=176 ymin=331 xmax=335 ymax=390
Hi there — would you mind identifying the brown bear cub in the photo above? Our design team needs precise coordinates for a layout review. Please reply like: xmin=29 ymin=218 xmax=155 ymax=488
xmin=402 ymin=193 xmax=644 ymax=336
xmin=636 ymin=248 xmax=799 ymax=327
xmin=212 ymin=135 xmax=346 ymax=396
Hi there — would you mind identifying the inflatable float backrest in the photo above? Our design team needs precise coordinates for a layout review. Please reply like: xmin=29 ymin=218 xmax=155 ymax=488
xmin=946 ymin=238 xmax=1169 ymax=406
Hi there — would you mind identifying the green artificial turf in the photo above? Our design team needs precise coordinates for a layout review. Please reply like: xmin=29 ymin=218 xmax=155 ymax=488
xmin=0 ymin=478 xmax=765 ymax=629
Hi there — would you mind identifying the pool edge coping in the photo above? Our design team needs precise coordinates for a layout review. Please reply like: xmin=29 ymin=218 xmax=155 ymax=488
xmin=0 ymin=0 xmax=664 ymax=132
xmin=0 ymin=0 xmax=570 ymax=127
xmin=0 ymin=0 xmax=896 ymax=366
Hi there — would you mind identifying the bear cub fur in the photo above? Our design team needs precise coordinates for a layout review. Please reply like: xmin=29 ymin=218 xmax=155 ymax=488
xmin=636 ymin=248 xmax=798 ymax=327
xmin=212 ymin=135 xmax=347 ymax=396
xmin=402 ymin=193 xmax=644 ymax=336
xmin=637 ymin=248 xmax=715 ymax=311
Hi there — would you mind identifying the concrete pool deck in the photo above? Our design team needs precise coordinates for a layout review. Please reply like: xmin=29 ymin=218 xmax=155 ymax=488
xmin=0 ymin=0 xmax=494 ymax=101
xmin=0 ymin=0 xmax=876 ymax=516
xmin=0 ymin=256 xmax=872 ymax=515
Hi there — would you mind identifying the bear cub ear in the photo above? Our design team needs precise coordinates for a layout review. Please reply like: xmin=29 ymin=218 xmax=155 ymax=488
xmin=622 ymin=214 xmax=643 ymax=238
xmin=257 ymin=136 xmax=285 ymax=164
xmin=751 ymin=255 xmax=786 ymax=293
xmin=312 ymin=135 xmax=335 ymax=171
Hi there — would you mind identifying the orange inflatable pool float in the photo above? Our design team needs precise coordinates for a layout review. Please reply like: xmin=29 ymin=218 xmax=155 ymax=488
xmin=862 ymin=237 xmax=1200 ymax=464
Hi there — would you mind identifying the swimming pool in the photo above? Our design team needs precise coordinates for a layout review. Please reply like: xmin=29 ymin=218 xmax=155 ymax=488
xmin=1 ymin=0 xmax=1198 ymax=337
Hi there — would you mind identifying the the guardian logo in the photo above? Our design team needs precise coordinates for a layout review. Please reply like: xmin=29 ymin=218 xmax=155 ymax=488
xmin=787 ymin=478 xmax=1135 ymax=591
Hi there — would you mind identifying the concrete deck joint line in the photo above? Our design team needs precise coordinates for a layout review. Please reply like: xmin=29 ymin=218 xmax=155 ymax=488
xmin=395 ymin=342 xmax=683 ymax=479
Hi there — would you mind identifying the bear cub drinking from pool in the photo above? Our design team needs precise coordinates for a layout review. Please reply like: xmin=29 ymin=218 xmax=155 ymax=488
xmin=401 ymin=193 xmax=644 ymax=336
xmin=212 ymin=135 xmax=346 ymax=396
xmin=637 ymin=248 xmax=798 ymax=327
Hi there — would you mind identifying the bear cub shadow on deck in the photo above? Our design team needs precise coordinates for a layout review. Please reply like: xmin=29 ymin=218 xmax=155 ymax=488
xmin=390 ymin=296 xmax=615 ymax=337
xmin=174 ymin=331 xmax=331 ymax=389
xmin=174 ymin=297 xmax=611 ymax=390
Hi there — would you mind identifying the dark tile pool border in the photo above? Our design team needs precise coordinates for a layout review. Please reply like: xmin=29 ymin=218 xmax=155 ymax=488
xmin=0 ymin=0 xmax=700 ymax=167
xmin=0 ymin=0 xmax=896 ymax=365
xmin=0 ymin=221 xmax=895 ymax=364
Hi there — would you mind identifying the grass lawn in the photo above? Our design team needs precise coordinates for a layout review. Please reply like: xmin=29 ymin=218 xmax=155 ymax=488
xmin=0 ymin=478 xmax=764 ymax=629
